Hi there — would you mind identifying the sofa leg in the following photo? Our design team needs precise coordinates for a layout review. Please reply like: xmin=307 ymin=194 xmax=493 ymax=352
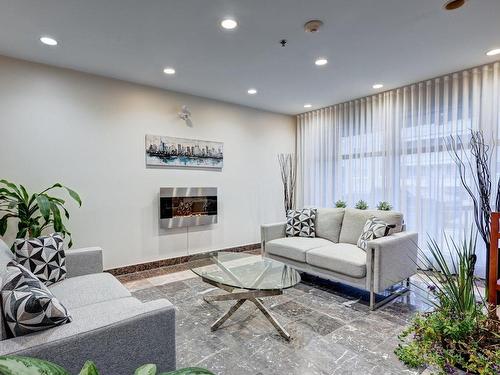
xmin=369 ymin=285 xmax=410 ymax=311
xmin=370 ymin=289 xmax=375 ymax=310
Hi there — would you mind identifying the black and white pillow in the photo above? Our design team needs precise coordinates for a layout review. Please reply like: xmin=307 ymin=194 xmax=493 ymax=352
xmin=1 ymin=262 xmax=71 ymax=337
xmin=286 ymin=208 xmax=317 ymax=238
xmin=357 ymin=217 xmax=395 ymax=251
xmin=14 ymin=233 xmax=66 ymax=286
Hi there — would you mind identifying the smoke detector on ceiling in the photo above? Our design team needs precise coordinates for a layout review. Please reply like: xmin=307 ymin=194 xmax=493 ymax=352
xmin=304 ymin=20 xmax=323 ymax=33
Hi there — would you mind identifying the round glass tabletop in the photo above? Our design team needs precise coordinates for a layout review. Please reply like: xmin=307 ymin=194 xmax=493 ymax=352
xmin=190 ymin=251 xmax=301 ymax=291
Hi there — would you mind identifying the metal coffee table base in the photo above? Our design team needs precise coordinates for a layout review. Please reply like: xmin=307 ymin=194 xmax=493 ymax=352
xmin=202 ymin=277 xmax=291 ymax=341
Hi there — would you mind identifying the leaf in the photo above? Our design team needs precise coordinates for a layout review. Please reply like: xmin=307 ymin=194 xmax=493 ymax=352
xmin=160 ymin=368 xmax=215 ymax=375
xmin=0 ymin=180 xmax=22 ymax=199
xmin=35 ymin=194 xmax=51 ymax=221
xmin=0 ymin=355 xmax=70 ymax=375
xmin=0 ymin=216 xmax=7 ymax=236
xmin=18 ymin=185 xmax=29 ymax=202
xmin=64 ymin=186 xmax=82 ymax=207
xmin=40 ymin=183 xmax=63 ymax=194
xmin=135 ymin=364 xmax=157 ymax=375
xmin=78 ymin=361 xmax=100 ymax=375
xmin=50 ymin=202 xmax=63 ymax=232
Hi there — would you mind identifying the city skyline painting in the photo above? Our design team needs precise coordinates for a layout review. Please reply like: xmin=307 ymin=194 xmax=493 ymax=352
xmin=145 ymin=134 xmax=223 ymax=169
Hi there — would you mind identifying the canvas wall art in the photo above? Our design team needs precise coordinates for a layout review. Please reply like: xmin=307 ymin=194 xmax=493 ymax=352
xmin=145 ymin=135 xmax=223 ymax=169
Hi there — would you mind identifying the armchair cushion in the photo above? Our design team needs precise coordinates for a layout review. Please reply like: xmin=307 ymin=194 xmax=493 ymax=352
xmin=14 ymin=233 xmax=67 ymax=286
xmin=306 ymin=243 xmax=367 ymax=278
xmin=266 ymin=237 xmax=332 ymax=262
xmin=1 ymin=262 xmax=71 ymax=337
xmin=48 ymin=273 xmax=130 ymax=310
xmin=339 ymin=208 xmax=403 ymax=245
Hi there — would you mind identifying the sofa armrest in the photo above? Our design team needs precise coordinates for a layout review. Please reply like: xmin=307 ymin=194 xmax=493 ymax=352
xmin=366 ymin=231 xmax=418 ymax=292
xmin=0 ymin=298 xmax=176 ymax=373
xmin=260 ymin=222 xmax=286 ymax=252
xmin=65 ymin=247 xmax=103 ymax=277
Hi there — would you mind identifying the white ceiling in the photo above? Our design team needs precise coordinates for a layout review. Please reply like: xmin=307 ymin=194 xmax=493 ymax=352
xmin=0 ymin=0 xmax=499 ymax=115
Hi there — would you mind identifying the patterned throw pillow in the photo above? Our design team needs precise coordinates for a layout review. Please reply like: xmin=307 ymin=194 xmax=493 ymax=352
xmin=286 ymin=208 xmax=317 ymax=238
xmin=14 ymin=233 xmax=66 ymax=286
xmin=357 ymin=217 xmax=395 ymax=251
xmin=1 ymin=262 xmax=72 ymax=337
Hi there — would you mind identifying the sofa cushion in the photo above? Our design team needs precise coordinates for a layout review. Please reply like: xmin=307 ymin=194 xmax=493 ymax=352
xmin=339 ymin=208 xmax=404 ymax=245
xmin=48 ymin=272 xmax=131 ymax=310
xmin=266 ymin=237 xmax=333 ymax=262
xmin=315 ymin=208 xmax=345 ymax=243
xmin=1 ymin=262 xmax=72 ymax=337
xmin=357 ymin=218 xmax=395 ymax=251
xmin=286 ymin=208 xmax=317 ymax=238
xmin=306 ymin=243 xmax=367 ymax=278
xmin=14 ymin=233 xmax=67 ymax=286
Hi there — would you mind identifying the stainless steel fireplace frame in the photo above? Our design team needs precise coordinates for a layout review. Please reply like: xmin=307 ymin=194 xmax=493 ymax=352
xmin=159 ymin=187 xmax=218 ymax=229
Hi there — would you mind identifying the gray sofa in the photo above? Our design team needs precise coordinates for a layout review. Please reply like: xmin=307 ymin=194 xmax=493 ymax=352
xmin=261 ymin=208 xmax=418 ymax=309
xmin=0 ymin=240 xmax=176 ymax=374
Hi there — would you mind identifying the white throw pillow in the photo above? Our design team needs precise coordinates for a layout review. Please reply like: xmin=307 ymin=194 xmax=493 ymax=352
xmin=357 ymin=217 xmax=395 ymax=251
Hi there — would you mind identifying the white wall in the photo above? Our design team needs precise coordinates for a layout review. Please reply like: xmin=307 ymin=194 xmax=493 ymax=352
xmin=0 ymin=56 xmax=295 ymax=269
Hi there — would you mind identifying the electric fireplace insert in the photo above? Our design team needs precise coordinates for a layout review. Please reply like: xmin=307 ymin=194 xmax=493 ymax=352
xmin=160 ymin=187 xmax=217 ymax=228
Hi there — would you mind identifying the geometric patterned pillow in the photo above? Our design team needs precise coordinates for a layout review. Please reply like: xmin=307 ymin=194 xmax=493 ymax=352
xmin=14 ymin=233 xmax=66 ymax=286
xmin=357 ymin=217 xmax=395 ymax=251
xmin=285 ymin=208 xmax=317 ymax=238
xmin=1 ymin=261 xmax=72 ymax=337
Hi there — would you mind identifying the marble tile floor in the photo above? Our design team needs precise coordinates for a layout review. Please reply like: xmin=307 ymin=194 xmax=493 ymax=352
xmin=118 ymin=261 xmax=437 ymax=375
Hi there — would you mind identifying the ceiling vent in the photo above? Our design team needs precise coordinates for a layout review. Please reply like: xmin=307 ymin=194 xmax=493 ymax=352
xmin=304 ymin=20 xmax=323 ymax=33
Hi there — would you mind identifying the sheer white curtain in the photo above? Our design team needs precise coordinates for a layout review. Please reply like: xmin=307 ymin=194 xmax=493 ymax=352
xmin=297 ymin=62 xmax=500 ymax=276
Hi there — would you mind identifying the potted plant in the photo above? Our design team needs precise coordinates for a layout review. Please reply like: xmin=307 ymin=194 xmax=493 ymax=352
xmin=355 ymin=200 xmax=368 ymax=210
xmin=0 ymin=179 xmax=81 ymax=248
xmin=395 ymin=231 xmax=500 ymax=374
xmin=335 ymin=200 xmax=347 ymax=208
xmin=377 ymin=201 xmax=392 ymax=211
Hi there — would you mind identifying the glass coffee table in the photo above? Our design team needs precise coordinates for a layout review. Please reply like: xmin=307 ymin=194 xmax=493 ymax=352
xmin=190 ymin=251 xmax=301 ymax=340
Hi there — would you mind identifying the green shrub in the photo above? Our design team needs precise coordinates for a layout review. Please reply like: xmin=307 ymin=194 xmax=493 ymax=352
xmin=334 ymin=200 xmax=347 ymax=208
xmin=395 ymin=231 xmax=500 ymax=374
xmin=354 ymin=200 xmax=368 ymax=210
xmin=376 ymin=201 xmax=392 ymax=211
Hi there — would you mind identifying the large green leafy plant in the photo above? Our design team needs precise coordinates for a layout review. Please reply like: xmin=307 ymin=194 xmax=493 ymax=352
xmin=396 ymin=231 xmax=500 ymax=374
xmin=0 ymin=356 xmax=215 ymax=375
xmin=0 ymin=179 xmax=81 ymax=247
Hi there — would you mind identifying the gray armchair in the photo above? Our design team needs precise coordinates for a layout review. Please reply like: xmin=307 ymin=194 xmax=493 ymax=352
xmin=0 ymin=245 xmax=176 ymax=374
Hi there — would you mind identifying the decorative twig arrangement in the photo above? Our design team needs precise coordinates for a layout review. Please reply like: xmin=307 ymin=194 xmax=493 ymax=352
xmin=278 ymin=153 xmax=296 ymax=216
xmin=447 ymin=129 xmax=500 ymax=280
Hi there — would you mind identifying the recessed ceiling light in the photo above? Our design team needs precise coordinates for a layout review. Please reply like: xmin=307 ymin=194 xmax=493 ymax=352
xmin=315 ymin=58 xmax=328 ymax=66
xmin=40 ymin=36 xmax=58 ymax=46
xmin=221 ymin=19 xmax=238 ymax=30
xmin=163 ymin=67 xmax=176 ymax=75
xmin=486 ymin=48 xmax=500 ymax=56
xmin=372 ymin=83 xmax=384 ymax=89
xmin=247 ymin=88 xmax=257 ymax=95
xmin=304 ymin=104 xmax=312 ymax=108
